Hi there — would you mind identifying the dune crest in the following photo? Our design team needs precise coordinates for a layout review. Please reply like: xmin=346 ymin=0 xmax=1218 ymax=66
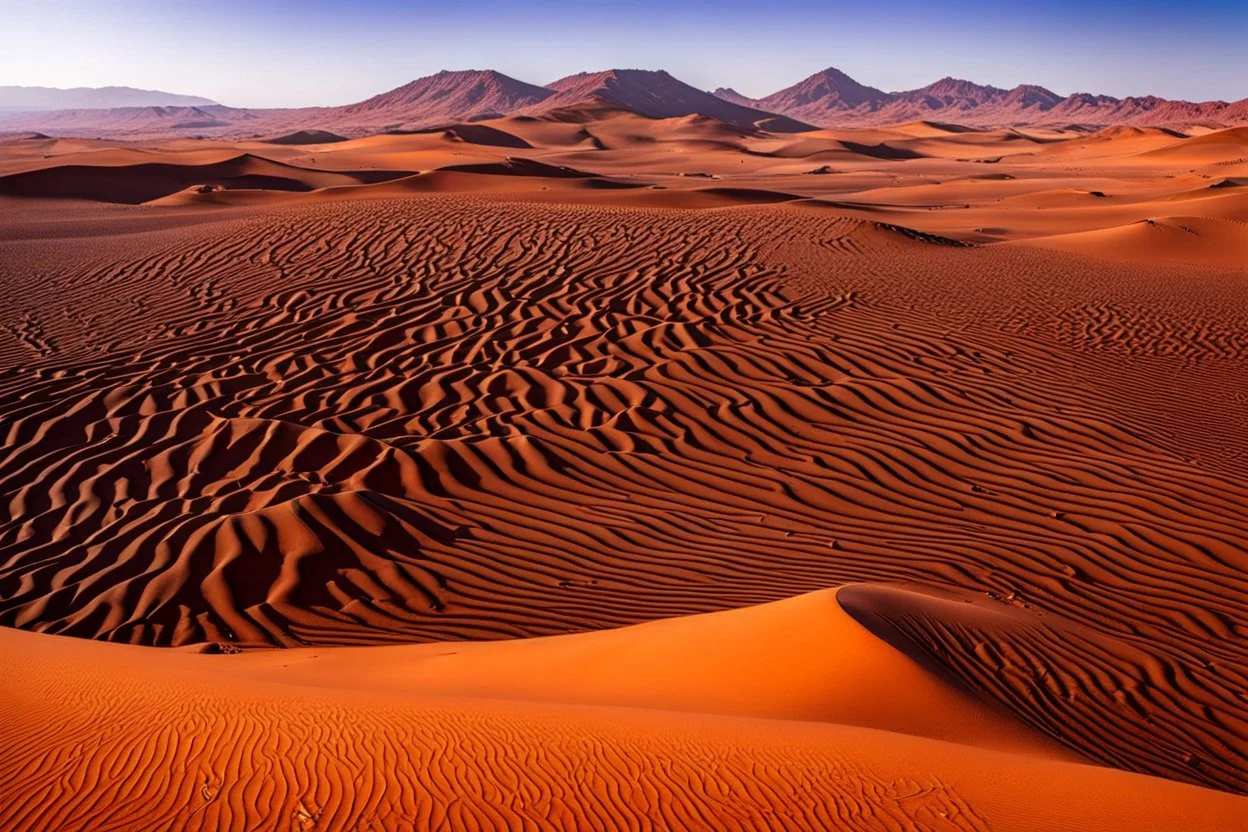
xmin=222 ymin=586 xmax=1071 ymax=758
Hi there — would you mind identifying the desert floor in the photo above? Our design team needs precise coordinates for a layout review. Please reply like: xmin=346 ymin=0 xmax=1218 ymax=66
xmin=1 ymin=116 xmax=1246 ymax=830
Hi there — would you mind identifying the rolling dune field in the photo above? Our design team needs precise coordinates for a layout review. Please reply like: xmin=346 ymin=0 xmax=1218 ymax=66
xmin=1 ymin=112 xmax=1246 ymax=830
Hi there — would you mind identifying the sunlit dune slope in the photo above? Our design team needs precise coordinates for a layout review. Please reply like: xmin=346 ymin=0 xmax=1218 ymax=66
xmin=220 ymin=586 xmax=1069 ymax=758
xmin=3 ymin=592 xmax=1245 ymax=832
xmin=1019 ymin=215 xmax=1248 ymax=267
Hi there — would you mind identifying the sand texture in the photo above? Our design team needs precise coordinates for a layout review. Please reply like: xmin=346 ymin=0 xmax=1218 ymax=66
xmin=1 ymin=101 xmax=1246 ymax=830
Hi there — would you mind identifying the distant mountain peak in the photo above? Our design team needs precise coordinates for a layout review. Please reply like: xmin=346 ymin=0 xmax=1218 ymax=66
xmin=910 ymin=77 xmax=1005 ymax=99
xmin=809 ymin=66 xmax=861 ymax=82
xmin=1003 ymin=84 xmax=1062 ymax=108
xmin=547 ymin=68 xmax=677 ymax=90
xmin=711 ymin=87 xmax=759 ymax=107
xmin=733 ymin=69 xmax=1233 ymax=128
xmin=754 ymin=67 xmax=890 ymax=121
xmin=345 ymin=69 xmax=553 ymax=120
xmin=538 ymin=68 xmax=813 ymax=132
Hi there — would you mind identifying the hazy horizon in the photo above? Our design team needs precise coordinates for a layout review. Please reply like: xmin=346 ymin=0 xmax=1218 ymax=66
xmin=3 ymin=0 xmax=1245 ymax=108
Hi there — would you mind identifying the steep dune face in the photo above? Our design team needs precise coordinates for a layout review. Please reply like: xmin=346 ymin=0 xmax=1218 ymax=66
xmin=261 ymin=129 xmax=349 ymax=145
xmin=1137 ymin=125 xmax=1248 ymax=163
xmin=840 ymin=584 xmax=1248 ymax=793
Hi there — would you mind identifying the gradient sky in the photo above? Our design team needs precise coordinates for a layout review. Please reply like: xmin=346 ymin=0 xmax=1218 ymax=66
xmin=2 ymin=0 xmax=1244 ymax=107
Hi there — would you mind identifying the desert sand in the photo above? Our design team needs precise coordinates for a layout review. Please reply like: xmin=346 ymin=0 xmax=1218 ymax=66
xmin=4 ymin=589 xmax=1245 ymax=831
xmin=1 ymin=92 xmax=1246 ymax=831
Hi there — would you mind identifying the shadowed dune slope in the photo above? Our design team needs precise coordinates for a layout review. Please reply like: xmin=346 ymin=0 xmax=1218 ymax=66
xmin=436 ymin=123 xmax=534 ymax=147
xmin=839 ymin=584 xmax=1248 ymax=794
xmin=437 ymin=156 xmax=599 ymax=178
xmin=261 ymin=129 xmax=350 ymax=145
xmin=0 ymin=153 xmax=412 ymax=203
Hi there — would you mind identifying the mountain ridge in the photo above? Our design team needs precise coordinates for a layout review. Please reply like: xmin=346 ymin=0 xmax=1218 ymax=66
xmin=0 ymin=67 xmax=1242 ymax=139
xmin=0 ymin=85 xmax=217 ymax=111
xmin=714 ymin=67 xmax=1243 ymax=128
xmin=532 ymin=69 xmax=814 ymax=131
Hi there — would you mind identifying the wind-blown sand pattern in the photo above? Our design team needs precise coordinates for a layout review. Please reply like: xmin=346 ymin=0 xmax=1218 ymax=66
xmin=1 ymin=100 xmax=1246 ymax=830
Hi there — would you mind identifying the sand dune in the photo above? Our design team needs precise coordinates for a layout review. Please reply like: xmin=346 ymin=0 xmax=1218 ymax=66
xmin=0 ymin=153 xmax=411 ymax=203
xmin=841 ymin=584 xmax=1248 ymax=792
xmin=218 ymin=586 xmax=1068 ymax=757
xmin=261 ymin=129 xmax=350 ymax=145
xmin=6 ymin=615 xmax=1245 ymax=832
xmin=1021 ymin=215 xmax=1248 ymax=267
xmin=1136 ymin=125 xmax=1248 ymax=164
xmin=5 ymin=587 xmax=1247 ymax=832
xmin=1 ymin=196 xmax=1245 ymax=787
xmin=0 ymin=101 xmax=1245 ymax=829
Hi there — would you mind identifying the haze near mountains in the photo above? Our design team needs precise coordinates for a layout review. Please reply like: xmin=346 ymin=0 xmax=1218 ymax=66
xmin=2 ymin=65 xmax=1243 ymax=140
xmin=0 ymin=85 xmax=217 ymax=111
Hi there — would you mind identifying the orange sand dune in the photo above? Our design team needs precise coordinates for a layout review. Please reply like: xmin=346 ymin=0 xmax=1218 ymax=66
xmin=1 ymin=109 xmax=1245 ymax=829
xmin=1 ymin=196 xmax=1244 ymax=785
xmin=0 ymin=139 xmax=249 ymax=175
xmin=3 ymin=591 xmax=1245 ymax=832
xmin=0 ymin=153 xmax=412 ymax=203
xmin=221 ymin=586 xmax=1068 ymax=758
xmin=261 ymin=129 xmax=350 ymax=145
xmin=1136 ymin=125 xmax=1248 ymax=164
xmin=1020 ymin=215 xmax=1248 ymax=267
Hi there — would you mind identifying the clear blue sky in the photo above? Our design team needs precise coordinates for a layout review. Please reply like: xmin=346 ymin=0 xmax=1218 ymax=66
xmin=2 ymin=0 xmax=1244 ymax=107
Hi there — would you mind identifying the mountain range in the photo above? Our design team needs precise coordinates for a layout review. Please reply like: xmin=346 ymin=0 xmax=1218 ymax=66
xmin=1 ymin=68 xmax=1243 ymax=139
xmin=0 ymin=85 xmax=217 ymax=111
xmin=715 ymin=68 xmax=1247 ymax=129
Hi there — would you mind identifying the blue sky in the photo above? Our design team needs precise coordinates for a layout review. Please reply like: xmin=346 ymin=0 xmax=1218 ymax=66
xmin=2 ymin=0 xmax=1244 ymax=107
